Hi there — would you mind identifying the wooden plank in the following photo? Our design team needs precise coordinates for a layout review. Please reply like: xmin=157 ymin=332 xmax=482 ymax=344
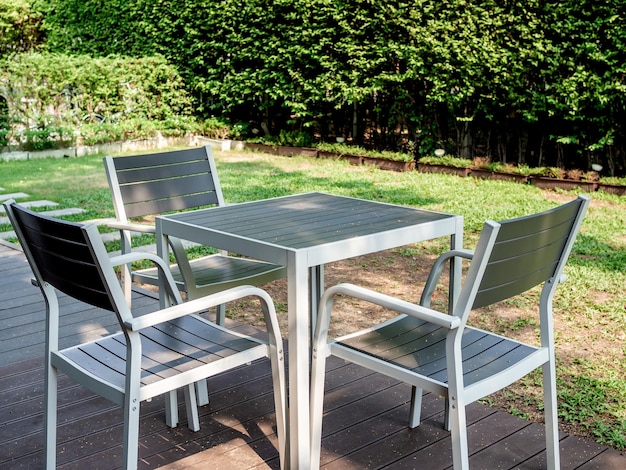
xmin=469 ymin=421 xmax=556 ymax=468
xmin=576 ymin=447 xmax=626 ymax=469
xmin=320 ymin=393 xmax=450 ymax=468
xmin=519 ymin=434 xmax=615 ymax=469
xmin=325 ymin=401 xmax=496 ymax=469
xmin=0 ymin=360 xmax=281 ymax=468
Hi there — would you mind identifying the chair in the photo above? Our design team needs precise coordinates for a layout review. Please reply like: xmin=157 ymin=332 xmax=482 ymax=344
xmin=3 ymin=200 xmax=286 ymax=470
xmin=103 ymin=145 xmax=286 ymax=325
xmin=104 ymin=145 xmax=287 ymax=411
xmin=310 ymin=195 xmax=590 ymax=469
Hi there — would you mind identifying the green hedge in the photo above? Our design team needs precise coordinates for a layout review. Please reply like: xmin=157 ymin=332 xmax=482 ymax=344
xmin=0 ymin=52 xmax=193 ymax=147
xmin=34 ymin=1 xmax=626 ymax=174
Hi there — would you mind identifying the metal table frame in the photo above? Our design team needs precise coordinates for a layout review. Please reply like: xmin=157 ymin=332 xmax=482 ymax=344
xmin=155 ymin=192 xmax=463 ymax=468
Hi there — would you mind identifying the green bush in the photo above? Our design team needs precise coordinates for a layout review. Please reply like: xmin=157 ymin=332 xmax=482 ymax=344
xmin=40 ymin=0 xmax=626 ymax=173
xmin=418 ymin=155 xmax=473 ymax=168
xmin=20 ymin=124 xmax=74 ymax=150
xmin=79 ymin=122 xmax=124 ymax=146
xmin=198 ymin=117 xmax=231 ymax=139
xmin=0 ymin=126 xmax=9 ymax=147
xmin=0 ymin=52 xmax=192 ymax=149
xmin=274 ymin=130 xmax=314 ymax=147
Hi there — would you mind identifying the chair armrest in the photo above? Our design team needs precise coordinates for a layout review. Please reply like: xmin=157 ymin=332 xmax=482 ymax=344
xmin=319 ymin=283 xmax=460 ymax=330
xmin=124 ymin=285 xmax=282 ymax=343
xmin=109 ymin=251 xmax=166 ymax=269
xmin=107 ymin=221 xmax=155 ymax=234
xmin=420 ymin=249 xmax=474 ymax=307
xmin=110 ymin=251 xmax=183 ymax=305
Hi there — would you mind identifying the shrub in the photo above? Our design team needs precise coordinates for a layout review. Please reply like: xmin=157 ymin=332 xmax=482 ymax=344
xmin=274 ymin=130 xmax=314 ymax=147
xmin=0 ymin=52 xmax=192 ymax=149
xmin=198 ymin=117 xmax=231 ymax=139
xmin=566 ymin=169 xmax=583 ymax=181
xmin=418 ymin=155 xmax=473 ymax=168
xmin=317 ymin=142 xmax=364 ymax=155
xmin=0 ymin=126 xmax=9 ymax=147
xmin=542 ymin=167 xmax=566 ymax=179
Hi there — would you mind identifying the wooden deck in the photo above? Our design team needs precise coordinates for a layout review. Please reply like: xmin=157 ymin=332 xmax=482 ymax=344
xmin=1 ymin=240 xmax=625 ymax=469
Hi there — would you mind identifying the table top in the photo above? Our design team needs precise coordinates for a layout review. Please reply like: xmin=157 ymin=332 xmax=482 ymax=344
xmin=157 ymin=192 xmax=461 ymax=266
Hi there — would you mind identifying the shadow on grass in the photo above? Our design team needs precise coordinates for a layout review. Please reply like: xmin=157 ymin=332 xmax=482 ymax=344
xmin=569 ymin=233 xmax=626 ymax=273
xmin=218 ymin=159 xmax=439 ymax=208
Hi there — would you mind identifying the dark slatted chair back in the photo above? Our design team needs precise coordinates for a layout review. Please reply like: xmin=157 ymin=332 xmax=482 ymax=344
xmin=109 ymin=146 xmax=224 ymax=219
xmin=103 ymin=145 xmax=286 ymax=317
xmin=8 ymin=202 xmax=115 ymax=312
xmin=472 ymin=197 xmax=586 ymax=309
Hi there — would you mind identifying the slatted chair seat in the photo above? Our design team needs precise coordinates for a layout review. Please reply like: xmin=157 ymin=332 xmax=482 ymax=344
xmin=60 ymin=316 xmax=273 ymax=399
xmin=337 ymin=315 xmax=538 ymax=391
xmin=133 ymin=251 xmax=283 ymax=295
xmin=310 ymin=195 xmax=590 ymax=470
xmin=3 ymin=200 xmax=286 ymax=470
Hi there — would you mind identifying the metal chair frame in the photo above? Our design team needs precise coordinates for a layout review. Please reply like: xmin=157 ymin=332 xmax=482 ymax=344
xmin=4 ymin=200 xmax=286 ymax=470
xmin=310 ymin=196 xmax=590 ymax=469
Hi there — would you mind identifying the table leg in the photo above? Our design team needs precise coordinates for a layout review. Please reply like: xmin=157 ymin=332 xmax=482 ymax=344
xmin=155 ymin=221 xmax=181 ymax=427
xmin=449 ymin=217 xmax=464 ymax=311
xmin=308 ymin=265 xmax=324 ymax=346
xmin=287 ymin=250 xmax=311 ymax=469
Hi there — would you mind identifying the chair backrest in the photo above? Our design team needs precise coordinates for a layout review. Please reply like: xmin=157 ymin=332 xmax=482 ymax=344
xmin=104 ymin=145 xmax=225 ymax=221
xmin=4 ymin=201 xmax=121 ymax=313
xmin=459 ymin=196 xmax=589 ymax=318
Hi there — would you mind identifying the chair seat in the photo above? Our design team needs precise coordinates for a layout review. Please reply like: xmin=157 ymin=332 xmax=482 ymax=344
xmin=132 ymin=254 xmax=286 ymax=294
xmin=334 ymin=315 xmax=539 ymax=391
xmin=57 ymin=313 xmax=270 ymax=404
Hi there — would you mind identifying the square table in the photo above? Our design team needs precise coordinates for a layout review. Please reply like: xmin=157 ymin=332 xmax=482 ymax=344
xmin=156 ymin=192 xmax=463 ymax=468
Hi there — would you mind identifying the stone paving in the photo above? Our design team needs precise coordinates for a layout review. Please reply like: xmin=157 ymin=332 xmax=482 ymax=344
xmin=0 ymin=188 xmax=85 ymax=239
xmin=0 ymin=188 xmax=199 ymax=256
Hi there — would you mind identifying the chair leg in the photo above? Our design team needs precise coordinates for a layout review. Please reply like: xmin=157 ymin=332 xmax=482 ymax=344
xmin=122 ymin=387 xmax=141 ymax=470
xmin=196 ymin=379 xmax=210 ymax=406
xmin=409 ymin=386 xmax=423 ymax=428
xmin=44 ymin=363 xmax=58 ymax=470
xmin=543 ymin=361 xmax=560 ymax=469
xmin=448 ymin=395 xmax=470 ymax=470
xmin=443 ymin=396 xmax=451 ymax=431
xmin=165 ymin=390 xmax=179 ymax=428
xmin=184 ymin=384 xmax=200 ymax=432
xmin=120 ymin=231 xmax=133 ymax=307
xmin=269 ymin=343 xmax=287 ymax=470
xmin=216 ymin=303 xmax=226 ymax=326
xmin=310 ymin=349 xmax=328 ymax=469
xmin=166 ymin=385 xmax=203 ymax=430
xmin=193 ymin=304 xmax=222 ymax=409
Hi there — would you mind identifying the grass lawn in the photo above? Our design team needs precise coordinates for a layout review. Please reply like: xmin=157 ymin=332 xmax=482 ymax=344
xmin=1 ymin=147 xmax=625 ymax=449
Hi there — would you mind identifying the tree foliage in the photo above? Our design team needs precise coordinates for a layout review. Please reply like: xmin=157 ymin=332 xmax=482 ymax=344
xmin=0 ymin=0 xmax=43 ymax=56
xmin=35 ymin=0 xmax=626 ymax=174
